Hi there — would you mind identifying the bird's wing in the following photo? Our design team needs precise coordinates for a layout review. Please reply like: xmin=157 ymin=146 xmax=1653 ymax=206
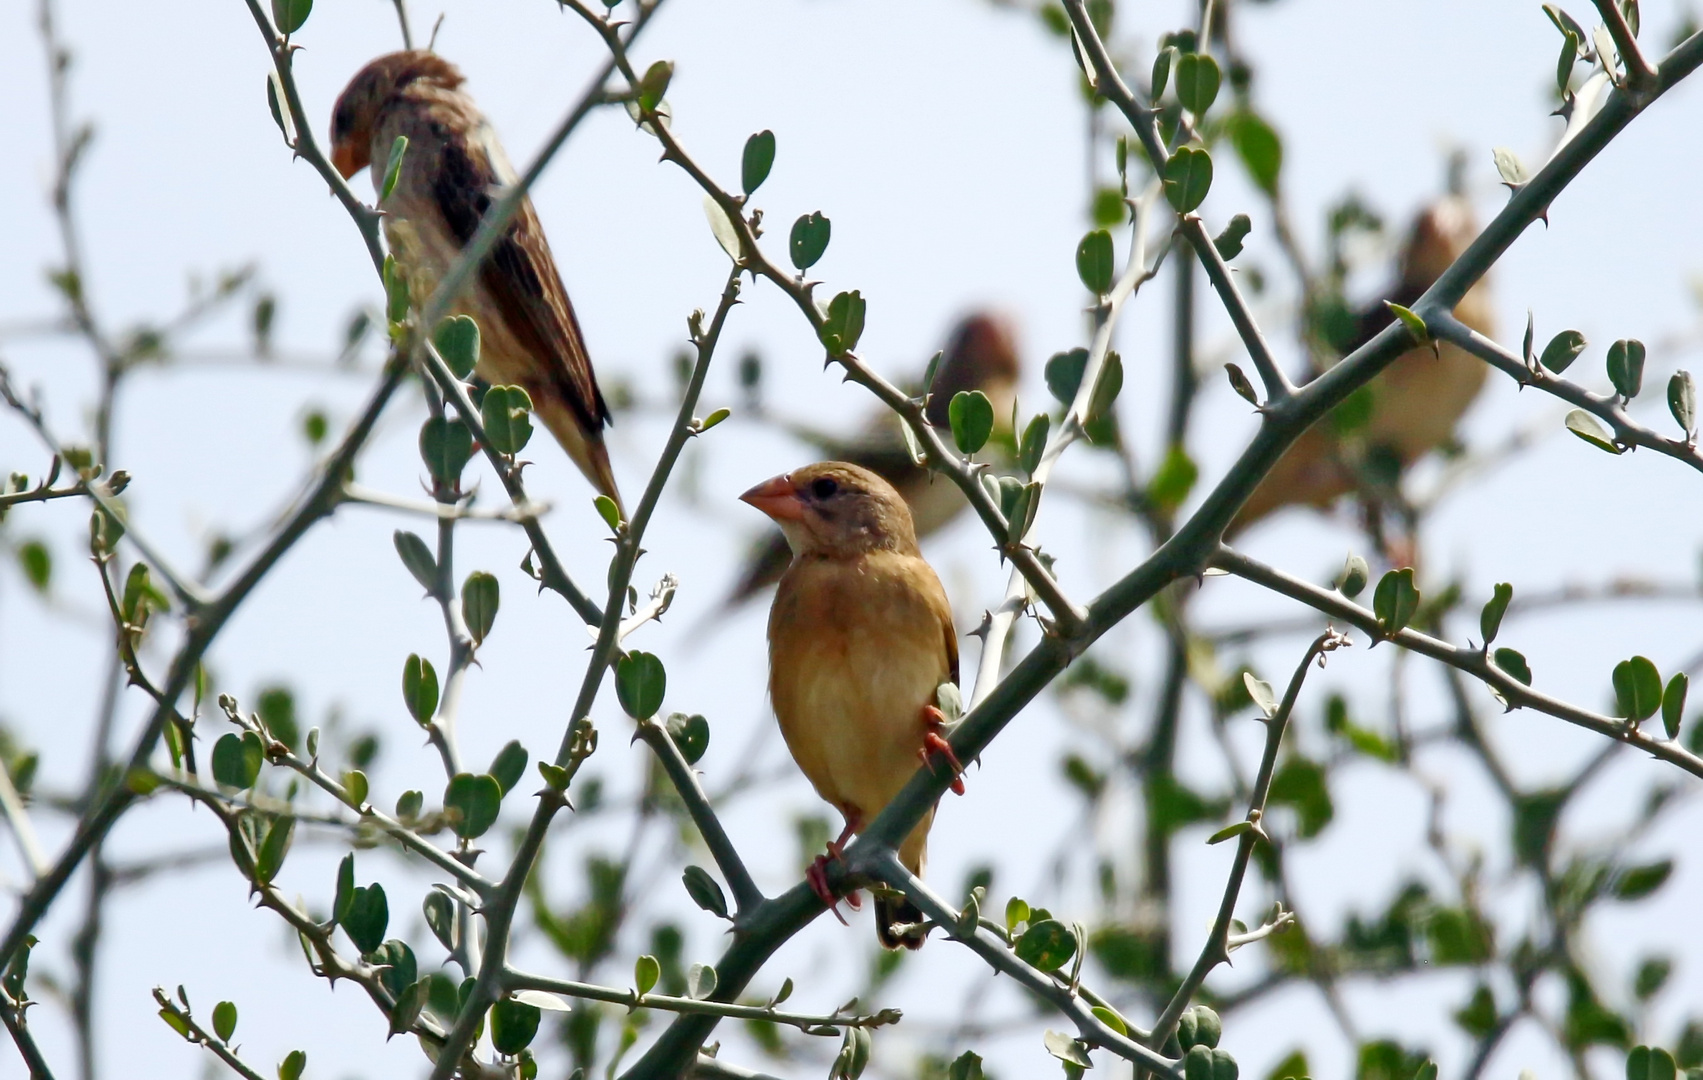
xmin=431 ymin=136 xmax=609 ymax=432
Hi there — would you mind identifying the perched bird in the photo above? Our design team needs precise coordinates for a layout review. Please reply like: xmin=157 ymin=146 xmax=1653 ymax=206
xmin=1229 ymin=194 xmax=1493 ymax=539
xmin=329 ymin=51 xmax=623 ymax=512
xmin=742 ymin=462 xmax=963 ymax=949
xmin=723 ymin=312 xmax=1021 ymax=610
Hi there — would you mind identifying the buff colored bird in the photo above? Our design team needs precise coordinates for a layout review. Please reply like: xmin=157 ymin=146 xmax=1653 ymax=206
xmin=329 ymin=51 xmax=623 ymax=513
xmin=742 ymin=462 xmax=963 ymax=949
xmin=1229 ymin=194 xmax=1493 ymax=537
xmin=723 ymin=313 xmax=1021 ymax=609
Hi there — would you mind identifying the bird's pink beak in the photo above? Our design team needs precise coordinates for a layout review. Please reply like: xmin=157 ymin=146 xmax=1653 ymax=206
xmin=331 ymin=139 xmax=362 ymax=181
xmin=740 ymin=474 xmax=804 ymax=521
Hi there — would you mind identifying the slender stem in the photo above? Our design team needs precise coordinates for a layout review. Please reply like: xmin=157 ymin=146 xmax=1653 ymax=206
xmin=1 ymin=996 xmax=57 ymax=1079
xmin=390 ymin=0 xmax=413 ymax=49
xmin=504 ymin=968 xmax=898 ymax=1031
xmin=867 ymin=851 xmax=1178 ymax=1077
xmin=428 ymin=268 xmax=743 ymax=1080
xmin=1211 ymin=545 xmax=1703 ymax=780
xmin=151 ymin=990 xmax=269 ymax=1080
xmin=632 ymin=719 xmax=763 ymax=914
xmin=1431 ymin=311 xmax=1702 ymax=472
xmin=1148 ymin=631 xmax=1344 ymax=1047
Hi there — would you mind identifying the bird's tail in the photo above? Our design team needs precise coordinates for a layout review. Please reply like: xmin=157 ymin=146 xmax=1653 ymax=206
xmin=535 ymin=397 xmax=624 ymax=519
xmin=874 ymin=894 xmax=927 ymax=950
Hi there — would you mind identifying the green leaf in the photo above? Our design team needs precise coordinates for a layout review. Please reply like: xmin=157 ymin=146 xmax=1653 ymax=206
xmin=1337 ymin=553 xmax=1370 ymax=599
xmin=1614 ymin=860 xmax=1673 ymax=901
xmin=213 ymin=1000 xmax=238 ymax=1042
xmin=635 ymin=954 xmax=660 ymax=995
xmin=1151 ymin=46 xmax=1175 ymax=98
xmin=686 ymin=963 xmax=717 ymax=1000
xmin=1480 ymin=582 xmax=1512 ymax=646
xmin=1372 ymin=567 xmax=1420 ymax=637
xmin=1243 ymin=672 xmax=1278 ymax=717
xmin=380 ymin=135 xmax=408 ymax=201
xmin=489 ymin=740 xmax=528 ymax=796
xmin=1213 ymin=213 xmax=1251 ymax=261
xmin=393 ymin=531 xmax=437 ymax=595
xmin=382 ymin=254 xmax=410 ymax=325
xmin=789 ymin=211 xmax=831 ymax=270
xmin=395 ymin=790 xmax=423 ymax=819
xmin=1384 ymin=302 xmax=1428 ymax=344
xmin=342 ymin=770 xmax=368 ymax=807
xmin=1413 ymin=1063 xmax=1438 ymax=1080
xmin=423 ymin=892 xmax=454 ymax=950
xmin=594 ymin=494 xmax=623 ymax=532
xmin=1558 ymin=29 xmax=1584 ymax=92
xmin=1075 ymin=229 xmax=1115 ymax=296
xmin=1662 ymin=672 xmax=1688 ymax=740
xmin=211 ymin=731 xmax=263 ymax=790
xmin=420 ymin=417 xmax=474 ymax=483
xmin=389 ymin=976 xmax=432 ymax=1037
xmin=344 ymin=883 xmax=388 ymax=953
xmin=1627 ymin=1045 xmax=1678 ymax=1080
xmin=1226 ymin=110 xmax=1282 ymax=196
xmin=1493 ymin=647 xmax=1532 ymax=687
xmin=444 ymin=773 xmax=503 ymax=839
xmin=368 ymin=938 xmax=417 ymax=999
xmin=636 ymin=60 xmax=674 ymax=112
xmin=1540 ymin=329 xmax=1587 ymax=373
xmin=1207 ymin=820 xmax=1255 ymax=845
xmin=819 ymin=290 xmax=867 ymax=354
xmin=271 ymin=0 xmax=312 ymax=34
xmin=1607 ymin=338 xmax=1647 ymax=399
xmin=1091 ymin=1005 xmax=1127 ymax=1036
xmin=1148 ymin=445 xmax=1198 ymax=513
xmin=1492 ymin=146 xmax=1529 ymax=187
xmin=1185 ymin=1005 xmax=1222 ymax=1049
xmin=1163 ymin=147 xmax=1213 ymax=213
xmin=1044 ymin=1030 xmax=1093 ymax=1069
xmin=481 ymin=385 xmax=535 ymax=456
xmin=1014 ymin=919 xmax=1078 ymax=971
xmin=17 ymin=540 xmax=51 ymax=593
xmin=698 ymin=407 xmax=730 ymax=433
xmin=491 ymin=998 xmax=542 ymax=1055
xmin=947 ymin=1050 xmax=985 ymax=1080
xmin=1612 ymin=655 xmax=1663 ymax=721
xmin=1174 ymin=52 xmax=1221 ymax=114
xmin=333 ymin=854 xmax=356 ymax=924
xmin=948 ymin=390 xmax=995 ymax=454
xmin=741 ymin=130 xmax=776 ymax=195
xmin=1565 ymin=409 xmax=1622 ymax=454
xmin=536 ymin=762 xmax=568 ymax=792
xmin=432 ymin=315 xmax=480 ymax=380
xmin=461 ymin=571 xmax=499 ymax=646
xmin=616 ymin=651 xmax=667 ymax=720
xmin=1046 ymin=348 xmax=1089 ymax=405
xmin=278 ymin=1050 xmax=307 ymax=1080
xmin=682 ymin=865 xmax=730 ymax=919
xmin=1669 ymin=371 xmax=1697 ymax=439
xmin=1020 ymin=413 xmax=1050 ymax=475
xmin=402 ymin=654 xmax=439 ymax=726
xmin=665 ymin=712 xmax=710 ymax=765
xmin=1005 ymin=896 xmax=1031 ymax=930
xmin=1225 ymin=362 xmax=1258 ymax=406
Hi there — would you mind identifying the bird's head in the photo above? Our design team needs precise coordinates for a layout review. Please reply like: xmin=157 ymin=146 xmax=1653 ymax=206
xmin=924 ymin=312 xmax=1022 ymax=431
xmin=740 ymin=462 xmax=918 ymax=559
xmin=329 ymin=50 xmax=466 ymax=179
xmin=1401 ymin=195 xmax=1478 ymax=290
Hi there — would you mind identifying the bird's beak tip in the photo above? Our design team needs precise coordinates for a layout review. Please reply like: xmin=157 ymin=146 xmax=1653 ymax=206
xmin=740 ymin=474 xmax=803 ymax=521
xmin=330 ymin=142 xmax=361 ymax=181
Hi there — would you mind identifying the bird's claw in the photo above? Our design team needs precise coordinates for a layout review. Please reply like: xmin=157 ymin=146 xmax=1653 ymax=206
xmin=919 ymin=706 xmax=967 ymax=795
xmin=806 ymin=847 xmax=862 ymax=925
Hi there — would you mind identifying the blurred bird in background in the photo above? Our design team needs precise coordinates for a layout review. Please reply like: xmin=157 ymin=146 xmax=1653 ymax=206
xmin=329 ymin=51 xmax=624 ymax=513
xmin=1228 ymin=188 xmax=1493 ymax=550
xmin=743 ymin=463 xmax=963 ymax=950
xmin=722 ymin=312 xmax=1021 ymax=610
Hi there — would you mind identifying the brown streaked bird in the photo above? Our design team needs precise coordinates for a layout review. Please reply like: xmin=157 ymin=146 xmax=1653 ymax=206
xmin=1229 ymin=193 xmax=1493 ymax=540
xmin=329 ymin=51 xmax=623 ymax=513
xmin=742 ymin=462 xmax=964 ymax=950
xmin=723 ymin=312 xmax=1021 ymax=610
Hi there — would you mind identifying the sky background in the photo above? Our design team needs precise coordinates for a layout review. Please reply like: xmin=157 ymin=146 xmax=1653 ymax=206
xmin=1 ymin=0 xmax=1702 ymax=1078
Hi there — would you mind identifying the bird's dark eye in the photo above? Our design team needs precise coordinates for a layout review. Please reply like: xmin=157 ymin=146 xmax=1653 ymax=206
xmin=809 ymin=477 xmax=839 ymax=500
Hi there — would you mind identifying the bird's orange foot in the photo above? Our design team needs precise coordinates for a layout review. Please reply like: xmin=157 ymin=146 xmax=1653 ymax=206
xmin=918 ymin=705 xmax=967 ymax=795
